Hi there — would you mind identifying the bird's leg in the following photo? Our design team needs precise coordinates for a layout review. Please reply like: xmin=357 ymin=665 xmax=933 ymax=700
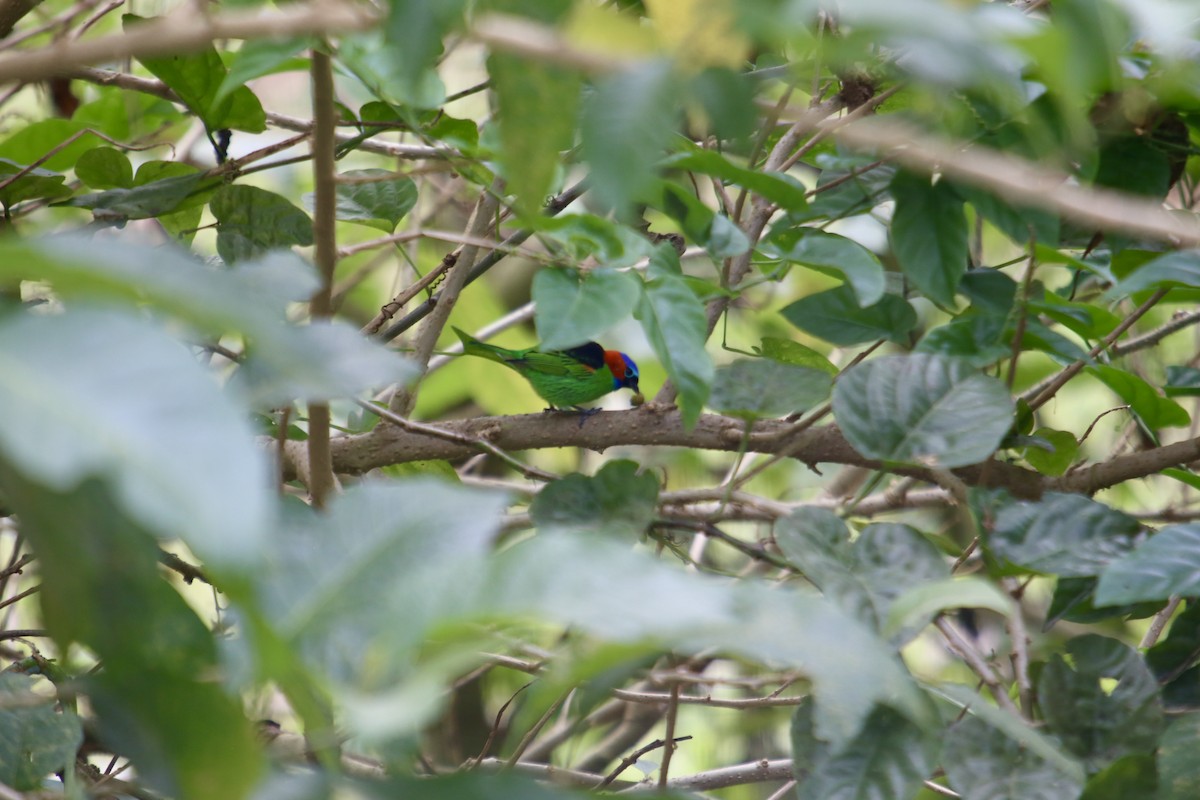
xmin=572 ymin=406 xmax=601 ymax=428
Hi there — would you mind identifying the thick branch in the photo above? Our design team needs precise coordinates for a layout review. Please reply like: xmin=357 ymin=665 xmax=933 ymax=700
xmin=1053 ymin=435 xmax=1200 ymax=496
xmin=293 ymin=410 xmax=1046 ymax=498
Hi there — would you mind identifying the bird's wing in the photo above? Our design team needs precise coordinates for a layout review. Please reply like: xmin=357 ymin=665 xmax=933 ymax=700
xmin=515 ymin=350 xmax=598 ymax=378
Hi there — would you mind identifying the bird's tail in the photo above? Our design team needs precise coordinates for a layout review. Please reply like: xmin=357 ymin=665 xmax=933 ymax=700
xmin=452 ymin=326 xmax=513 ymax=364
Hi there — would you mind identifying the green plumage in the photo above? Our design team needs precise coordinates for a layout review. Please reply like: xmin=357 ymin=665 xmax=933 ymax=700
xmin=453 ymin=327 xmax=637 ymax=409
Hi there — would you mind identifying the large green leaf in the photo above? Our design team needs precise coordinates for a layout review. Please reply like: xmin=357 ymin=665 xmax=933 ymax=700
xmin=781 ymin=284 xmax=917 ymax=345
xmin=889 ymin=170 xmax=968 ymax=307
xmin=1079 ymin=755 xmax=1158 ymax=800
xmin=0 ymin=120 xmax=101 ymax=171
xmin=383 ymin=0 xmax=466 ymax=100
xmin=661 ymin=146 xmax=809 ymax=211
xmin=833 ymin=353 xmax=1014 ymax=468
xmin=211 ymin=184 xmax=314 ymax=264
xmin=763 ymin=227 xmax=885 ymax=305
xmin=533 ymin=267 xmax=641 ymax=350
xmin=792 ymin=700 xmax=940 ymax=800
xmin=1088 ymin=364 xmax=1190 ymax=430
xmin=1109 ymin=249 xmax=1200 ymax=298
xmin=915 ymin=312 xmax=1010 ymax=368
xmin=74 ymin=146 xmax=133 ymax=190
xmin=581 ymin=61 xmax=680 ymax=212
xmin=529 ymin=459 xmax=659 ymax=538
xmin=989 ymin=493 xmax=1143 ymax=578
xmin=0 ymin=309 xmax=270 ymax=569
xmin=708 ymin=358 xmax=832 ymax=420
xmin=634 ymin=246 xmax=713 ymax=429
xmin=941 ymin=714 xmax=1084 ymax=800
xmin=1158 ymin=713 xmax=1200 ymax=800
xmin=214 ymin=37 xmax=313 ymax=105
xmin=124 ymin=15 xmax=265 ymax=133
xmin=490 ymin=53 xmax=580 ymax=215
xmin=0 ymin=159 xmax=71 ymax=208
xmin=0 ymin=674 xmax=83 ymax=791
xmin=1095 ymin=523 xmax=1200 ymax=605
xmin=884 ymin=577 xmax=1014 ymax=638
xmin=1037 ymin=635 xmax=1164 ymax=772
xmin=303 ymin=169 xmax=417 ymax=232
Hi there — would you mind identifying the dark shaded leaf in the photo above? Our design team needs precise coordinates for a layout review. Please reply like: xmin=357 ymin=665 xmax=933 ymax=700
xmin=709 ymin=358 xmax=832 ymax=419
xmin=763 ymin=227 xmax=884 ymax=305
xmin=890 ymin=170 xmax=968 ymax=307
xmin=1096 ymin=523 xmax=1200 ymax=605
xmin=942 ymin=713 xmax=1084 ymax=800
xmin=781 ymin=284 xmax=917 ymax=345
xmin=211 ymin=184 xmax=314 ymax=264
xmin=529 ymin=459 xmax=659 ymax=538
xmin=0 ymin=674 xmax=83 ymax=791
xmin=833 ymin=354 xmax=1014 ymax=468
xmin=989 ymin=493 xmax=1142 ymax=578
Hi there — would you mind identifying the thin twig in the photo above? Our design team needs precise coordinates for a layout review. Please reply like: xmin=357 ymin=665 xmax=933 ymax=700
xmin=1139 ymin=596 xmax=1182 ymax=649
xmin=657 ymin=681 xmax=682 ymax=789
xmin=935 ymin=616 xmax=1020 ymax=716
xmin=598 ymin=735 xmax=693 ymax=789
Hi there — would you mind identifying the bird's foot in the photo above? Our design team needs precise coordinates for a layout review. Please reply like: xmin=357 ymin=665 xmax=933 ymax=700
xmin=571 ymin=406 xmax=601 ymax=428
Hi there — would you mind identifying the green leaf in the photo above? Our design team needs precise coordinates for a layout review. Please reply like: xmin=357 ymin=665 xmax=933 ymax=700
xmin=1023 ymin=427 xmax=1078 ymax=476
xmin=0 ymin=120 xmax=101 ymax=171
xmin=833 ymin=353 xmax=1014 ymax=468
xmin=529 ymin=460 xmax=659 ymax=538
xmin=74 ymin=146 xmax=133 ymax=189
xmin=0 ymin=309 xmax=270 ymax=569
xmin=688 ymin=67 xmax=758 ymax=140
xmin=792 ymin=700 xmax=940 ymax=800
xmin=756 ymin=337 xmax=838 ymax=374
xmin=662 ymin=146 xmax=809 ymax=211
xmin=1088 ymin=364 xmax=1190 ymax=429
xmin=1165 ymin=366 xmax=1200 ymax=397
xmin=303 ymin=169 xmax=416 ymax=232
xmin=537 ymin=214 xmax=654 ymax=268
xmin=1095 ymin=524 xmax=1200 ymax=605
xmin=640 ymin=180 xmax=749 ymax=258
xmin=533 ymin=267 xmax=641 ymax=350
xmin=1158 ymin=713 xmax=1200 ymax=800
xmin=932 ymin=683 xmax=1086 ymax=784
xmin=1095 ymin=135 xmax=1172 ymax=198
xmin=762 ymin=228 xmax=885 ymax=305
xmin=1108 ymin=250 xmax=1200 ymax=298
xmin=338 ymin=31 xmax=446 ymax=109
xmin=959 ymin=268 xmax=1018 ymax=316
xmin=0 ymin=674 xmax=83 ymax=791
xmin=582 ymin=61 xmax=680 ymax=212
xmin=214 ymin=36 xmax=313 ymax=105
xmin=490 ymin=53 xmax=580 ymax=215
xmin=989 ymin=493 xmax=1142 ymax=578
xmin=1163 ymin=466 xmax=1200 ymax=491
xmin=1080 ymin=755 xmax=1158 ymax=800
xmin=0 ymin=159 xmax=71 ymax=208
xmin=884 ymin=577 xmax=1014 ymax=638
xmin=384 ymin=0 xmax=466 ymax=95
xmin=915 ymin=312 xmax=1010 ymax=368
xmin=890 ymin=170 xmax=968 ymax=307
xmin=124 ymin=15 xmax=265 ymax=132
xmin=211 ymin=184 xmax=314 ymax=264
xmin=953 ymin=181 xmax=1059 ymax=247
xmin=634 ymin=246 xmax=713 ymax=429
xmin=1038 ymin=635 xmax=1164 ymax=772
xmin=66 ymin=162 xmax=218 ymax=221
xmin=234 ymin=321 xmax=418 ymax=406
xmin=708 ymin=359 xmax=832 ymax=420
xmin=781 ymin=284 xmax=917 ymax=345
xmin=942 ymin=713 xmax=1085 ymax=800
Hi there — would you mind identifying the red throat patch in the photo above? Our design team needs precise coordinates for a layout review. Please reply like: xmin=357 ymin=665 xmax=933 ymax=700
xmin=603 ymin=350 xmax=627 ymax=380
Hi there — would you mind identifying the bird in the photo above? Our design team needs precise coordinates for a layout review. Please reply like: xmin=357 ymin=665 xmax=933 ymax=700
xmin=452 ymin=327 xmax=644 ymax=411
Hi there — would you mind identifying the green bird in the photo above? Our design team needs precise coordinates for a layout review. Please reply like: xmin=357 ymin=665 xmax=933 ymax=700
xmin=453 ymin=327 xmax=643 ymax=410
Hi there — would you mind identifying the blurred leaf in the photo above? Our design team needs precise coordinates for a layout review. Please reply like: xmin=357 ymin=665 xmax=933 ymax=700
xmin=1088 ymin=364 xmax=1189 ymax=429
xmin=0 ymin=309 xmax=270 ymax=569
xmin=1096 ymin=523 xmax=1200 ymax=605
xmin=915 ymin=312 xmax=1010 ymax=368
xmin=215 ymin=37 xmax=313 ymax=105
xmin=1080 ymin=755 xmax=1158 ymax=799
xmin=953 ymin=181 xmax=1059 ymax=247
xmin=384 ymin=0 xmax=466 ymax=95
xmin=304 ymin=169 xmax=417 ymax=232
xmin=0 ymin=119 xmax=100 ymax=171
xmin=933 ymin=683 xmax=1086 ymax=784
xmin=890 ymin=170 xmax=968 ymax=307
xmin=959 ymin=268 xmax=1018 ymax=316
xmin=709 ymin=358 xmax=832 ymax=420
xmin=688 ymin=67 xmax=757 ymax=140
xmin=339 ymin=31 xmax=446 ymax=109
xmin=792 ymin=700 xmax=939 ymax=800
xmin=74 ymin=146 xmax=133 ymax=189
xmin=1158 ymin=713 xmax=1200 ymax=800
xmin=490 ymin=53 xmax=580 ymax=215
xmin=125 ymin=15 xmax=265 ymax=133
xmin=582 ymin=61 xmax=680 ymax=212
xmin=641 ymin=180 xmax=749 ymax=257
xmin=1165 ymin=366 xmax=1200 ymax=397
xmin=833 ymin=353 xmax=1014 ymax=468
xmin=0 ymin=674 xmax=83 ymax=791
xmin=1033 ymin=293 xmax=1121 ymax=340
xmin=537 ymin=214 xmax=655 ymax=268
xmin=1147 ymin=602 xmax=1200 ymax=709
xmin=756 ymin=336 xmax=838 ymax=374
xmin=662 ymin=145 xmax=808 ymax=210
xmin=65 ymin=167 xmax=218 ymax=220
xmin=989 ymin=493 xmax=1142 ymax=578
xmin=884 ymin=577 xmax=1014 ymax=638
xmin=1108 ymin=249 xmax=1200 ymax=298
xmin=235 ymin=321 xmax=417 ymax=406
xmin=529 ymin=459 xmax=659 ymax=538
xmin=1038 ymin=635 xmax=1163 ymax=772
xmin=533 ymin=267 xmax=641 ymax=350
xmin=1023 ymin=427 xmax=1078 ymax=476
xmin=781 ymin=284 xmax=917 ymax=346
xmin=763 ymin=228 xmax=885 ymax=306
xmin=211 ymin=184 xmax=314 ymax=264
xmin=1095 ymin=136 xmax=1172 ymax=199
xmin=635 ymin=246 xmax=713 ymax=429
xmin=941 ymin=713 xmax=1085 ymax=800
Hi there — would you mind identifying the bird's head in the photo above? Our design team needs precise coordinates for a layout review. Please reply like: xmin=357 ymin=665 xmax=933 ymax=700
xmin=603 ymin=350 xmax=640 ymax=393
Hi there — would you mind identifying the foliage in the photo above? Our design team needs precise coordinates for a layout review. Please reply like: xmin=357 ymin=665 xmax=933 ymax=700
xmin=2 ymin=1 xmax=1200 ymax=799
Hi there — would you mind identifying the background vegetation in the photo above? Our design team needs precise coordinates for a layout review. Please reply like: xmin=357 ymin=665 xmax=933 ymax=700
xmin=3 ymin=0 xmax=1200 ymax=798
